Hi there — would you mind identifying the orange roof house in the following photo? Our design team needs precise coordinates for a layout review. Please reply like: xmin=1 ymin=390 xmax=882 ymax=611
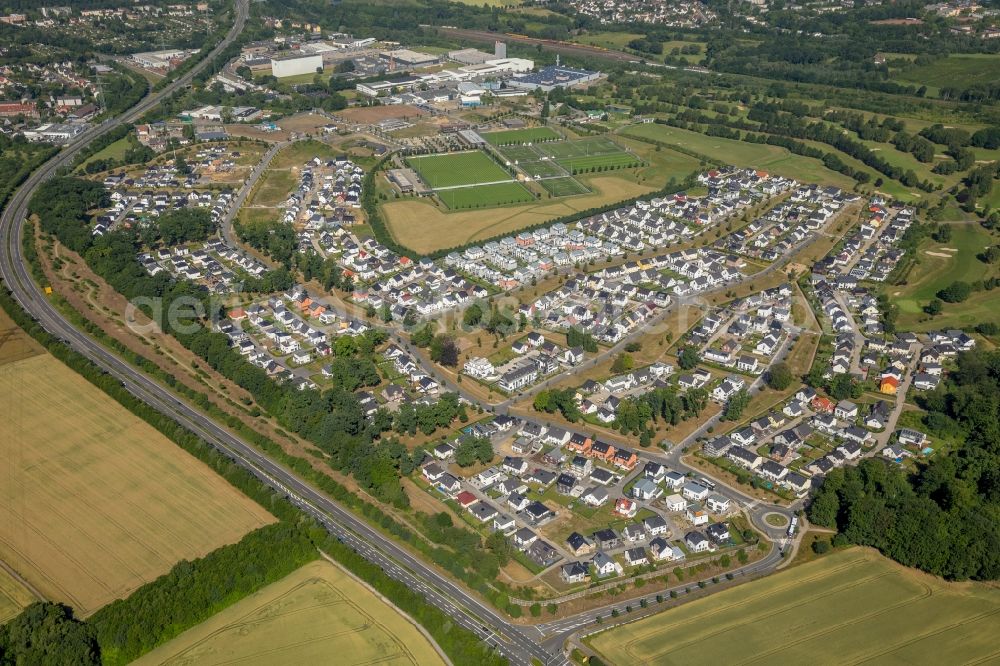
xmin=880 ymin=376 xmax=900 ymax=395
xmin=614 ymin=498 xmax=638 ymax=519
xmin=566 ymin=436 xmax=592 ymax=455
xmin=811 ymin=396 xmax=836 ymax=413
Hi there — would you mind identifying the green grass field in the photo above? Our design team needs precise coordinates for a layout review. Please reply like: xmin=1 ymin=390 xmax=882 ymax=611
xmin=496 ymin=144 xmax=570 ymax=179
xmin=408 ymin=151 xmax=512 ymax=188
xmin=539 ymin=177 xmax=590 ymax=197
xmin=483 ymin=126 xmax=561 ymax=145
xmin=436 ymin=181 xmax=534 ymax=209
xmin=572 ymin=31 xmax=643 ymax=49
xmin=252 ymin=169 xmax=296 ymax=207
xmin=520 ymin=159 xmax=568 ymax=179
xmin=894 ymin=54 xmax=1000 ymax=95
xmin=76 ymin=137 xmax=130 ymax=172
xmin=588 ymin=548 xmax=1000 ymax=665
xmin=619 ymin=123 xmax=862 ymax=190
xmin=542 ymin=136 xmax=624 ymax=159
xmin=892 ymin=223 xmax=1000 ymax=330
xmin=497 ymin=144 xmax=542 ymax=164
xmin=559 ymin=153 xmax=642 ymax=172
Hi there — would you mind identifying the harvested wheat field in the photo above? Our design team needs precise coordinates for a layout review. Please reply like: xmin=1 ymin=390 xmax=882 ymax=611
xmin=588 ymin=547 xmax=1000 ymax=665
xmin=0 ymin=353 xmax=275 ymax=616
xmin=0 ymin=307 xmax=43 ymax=367
xmin=133 ymin=559 xmax=448 ymax=666
xmin=0 ymin=567 xmax=38 ymax=623
xmin=383 ymin=176 xmax=655 ymax=253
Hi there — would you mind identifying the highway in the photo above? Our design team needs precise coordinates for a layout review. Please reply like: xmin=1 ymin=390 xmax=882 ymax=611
xmin=0 ymin=3 xmax=801 ymax=663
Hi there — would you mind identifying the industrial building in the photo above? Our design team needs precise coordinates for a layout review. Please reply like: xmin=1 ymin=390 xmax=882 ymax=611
xmin=271 ymin=53 xmax=323 ymax=78
xmin=379 ymin=49 xmax=440 ymax=68
xmin=131 ymin=49 xmax=191 ymax=71
xmin=448 ymin=48 xmax=493 ymax=65
xmin=22 ymin=123 xmax=87 ymax=143
xmin=355 ymin=76 xmax=422 ymax=97
xmin=508 ymin=64 xmax=601 ymax=92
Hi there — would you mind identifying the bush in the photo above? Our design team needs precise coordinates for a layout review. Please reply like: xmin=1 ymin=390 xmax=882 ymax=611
xmin=812 ymin=539 xmax=832 ymax=554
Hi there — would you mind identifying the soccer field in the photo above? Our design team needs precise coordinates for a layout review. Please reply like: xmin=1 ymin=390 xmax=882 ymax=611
xmin=483 ymin=126 xmax=561 ymax=145
xmin=539 ymin=177 xmax=590 ymax=197
xmin=536 ymin=136 xmax=641 ymax=173
xmin=498 ymin=144 xmax=543 ymax=164
xmin=407 ymin=151 xmax=512 ymax=188
xmin=542 ymin=136 xmax=626 ymax=159
xmin=437 ymin=182 xmax=535 ymax=209
xmin=0 ymin=353 xmax=275 ymax=616
xmin=560 ymin=153 xmax=642 ymax=172
xmin=520 ymin=159 xmax=568 ymax=179
xmin=588 ymin=548 xmax=1000 ymax=666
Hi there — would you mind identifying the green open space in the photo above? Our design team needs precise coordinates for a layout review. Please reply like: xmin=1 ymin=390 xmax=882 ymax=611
xmin=76 ymin=137 xmax=131 ymax=172
xmin=571 ymin=31 xmax=644 ymax=50
xmin=588 ymin=548 xmax=1000 ymax=666
xmin=893 ymin=54 xmax=1000 ymax=96
xmin=436 ymin=181 xmax=535 ymax=209
xmin=892 ymin=223 xmax=1000 ymax=330
xmin=483 ymin=126 xmax=561 ymax=145
xmin=252 ymin=169 xmax=296 ymax=207
xmin=407 ymin=151 xmax=512 ymax=188
xmin=270 ymin=140 xmax=339 ymax=170
xmin=619 ymin=123 xmax=863 ymax=189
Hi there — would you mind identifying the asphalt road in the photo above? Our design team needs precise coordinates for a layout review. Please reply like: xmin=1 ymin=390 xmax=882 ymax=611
xmin=0 ymin=7 xmax=803 ymax=663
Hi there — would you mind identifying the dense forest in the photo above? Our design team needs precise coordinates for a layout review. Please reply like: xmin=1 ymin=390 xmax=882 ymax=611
xmin=808 ymin=349 xmax=1000 ymax=581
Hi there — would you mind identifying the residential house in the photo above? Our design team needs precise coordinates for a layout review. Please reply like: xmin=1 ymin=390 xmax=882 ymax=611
xmin=560 ymin=561 xmax=589 ymax=584
xmin=592 ymin=552 xmax=623 ymax=577
xmin=685 ymin=531 xmax=710 ymax=553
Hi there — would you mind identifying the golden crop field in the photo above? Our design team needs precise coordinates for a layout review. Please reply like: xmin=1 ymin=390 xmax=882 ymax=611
xmin=133 ymin=559 xmax=448 ymax=666
xmin=0 ymin=353 xmax=275 ymax=616
xmin=588 ymin=548 xmax=1000 ymax=665
xmin=0 ymin=567 xmax=38 ymax=624
xmin=382 ymin=175 xmax=655 ymax=253
xmin=0 ymin=307 xmax=43 ymax=367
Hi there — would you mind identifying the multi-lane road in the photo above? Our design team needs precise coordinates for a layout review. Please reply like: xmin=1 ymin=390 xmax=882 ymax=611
xmin=0 ymin=4 xmax=804 ymax=663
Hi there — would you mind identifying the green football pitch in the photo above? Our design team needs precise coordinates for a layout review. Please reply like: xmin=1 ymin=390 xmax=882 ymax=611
xmin=407 ymin=151 xmax=512 ymax=188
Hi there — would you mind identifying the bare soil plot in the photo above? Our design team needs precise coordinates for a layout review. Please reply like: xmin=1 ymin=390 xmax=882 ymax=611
xmin=339 ymin=105 xmax=427 ymax=124
xmin=133 ymin=559 xmax=447 ymax=666
xmin=0 ymin=354 xmax=275 ymax=616
xmin=227 ymin=113 xmax=334 ymax=142
xmin=588 ymin=547 xmax=1000 ymax=666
